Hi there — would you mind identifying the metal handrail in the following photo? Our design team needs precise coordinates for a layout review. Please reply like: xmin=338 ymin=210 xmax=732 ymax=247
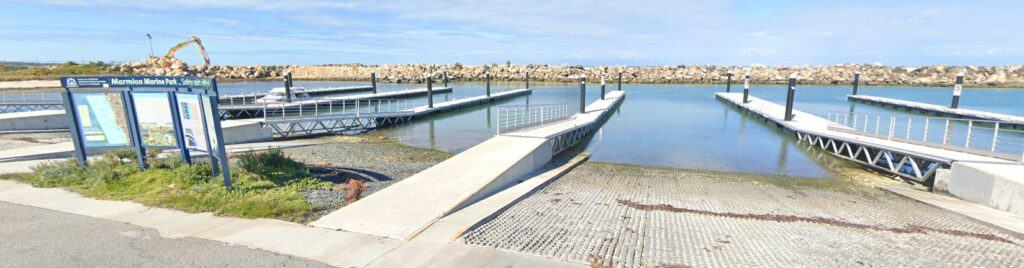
xmin=496 ymin=103 xmax=570 ymax=135
xmin=0 ymin=91 xmax=63 ymax=104
xmin=262 ymin=98 xmax=411 ymax=123
xmin=826 ymin=111 xmax=1024 ymax=162
xmin=218 ymin=91 xmax=266 ymax=106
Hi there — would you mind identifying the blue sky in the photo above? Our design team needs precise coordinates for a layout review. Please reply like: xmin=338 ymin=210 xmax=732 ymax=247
xmin=1 ymin=0 xmax=1022 ymax=66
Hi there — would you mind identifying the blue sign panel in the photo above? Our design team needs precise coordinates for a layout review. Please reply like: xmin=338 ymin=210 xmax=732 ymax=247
xmin=62 ymin=76 xmax=215 ymax=90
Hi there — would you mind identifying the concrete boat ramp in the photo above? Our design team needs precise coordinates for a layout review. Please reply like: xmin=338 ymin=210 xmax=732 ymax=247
xmin=311 ymin=90 xmax=625 ymax=240
xmin=848 ymin=94 xmax=1024 ymax=128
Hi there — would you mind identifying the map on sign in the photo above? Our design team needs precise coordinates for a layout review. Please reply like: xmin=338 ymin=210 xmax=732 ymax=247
xmin=133 ymin=93 xmax=177 ymax=147
xmin=177 ymin=93 xmax=209 ymax=152
xmin=72 ymin=93 xmax=130 ymax=147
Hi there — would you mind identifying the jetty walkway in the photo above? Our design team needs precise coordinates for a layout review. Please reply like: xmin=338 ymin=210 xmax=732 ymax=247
xmin=848 ymin=95 xmax=1024 ymax=128
xmin=217 ymin=85 xmax=374 ymax=105
xmin=311 ymin=90 xmax=625 ymax=240
xmin=219 ymin=87 xmax=453 ymax=119
xmin=263 ymin=89 xmax=531 ymax=137
xmin=716 ymin=93 xmax=1014 ymax=182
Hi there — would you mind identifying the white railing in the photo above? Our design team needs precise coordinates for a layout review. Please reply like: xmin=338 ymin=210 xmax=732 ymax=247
xmin=0 ymin=91 xmax=63 ymax=103
xmin=496 ymin=103 xmax=571 ymax=135
xmin=827 ymin=112 xmax=1024 ymax=161
xmin=262 ymin=98 xmax=411 ymax=122
xmin=219 ymin=91 xmax=266 ymax=106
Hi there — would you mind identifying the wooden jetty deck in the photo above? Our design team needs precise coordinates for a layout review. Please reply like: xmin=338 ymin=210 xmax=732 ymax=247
xmin=848 ymin=95 xmax=1024 ymax=128
xmin=716 ymin=92 xmax=1012 ymax=183
xmin=310 ymin=90 xmax=625 ymax=240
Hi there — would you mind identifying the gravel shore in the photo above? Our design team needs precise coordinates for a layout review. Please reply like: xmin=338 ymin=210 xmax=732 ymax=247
xmin=280 ymin=134 xmax=453 ymax=220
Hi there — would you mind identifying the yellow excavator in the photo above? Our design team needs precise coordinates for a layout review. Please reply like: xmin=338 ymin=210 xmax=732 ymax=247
xmin=165 ymin=35 xmax=210 ymax=66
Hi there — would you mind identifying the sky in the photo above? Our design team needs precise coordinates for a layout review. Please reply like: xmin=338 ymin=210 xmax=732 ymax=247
xmin=1 ymin=0 xmax=1022 ymax=66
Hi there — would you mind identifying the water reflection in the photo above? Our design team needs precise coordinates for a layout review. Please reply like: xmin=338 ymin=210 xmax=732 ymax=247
xmin=220 ymin=80 xmax=1024 ymax=179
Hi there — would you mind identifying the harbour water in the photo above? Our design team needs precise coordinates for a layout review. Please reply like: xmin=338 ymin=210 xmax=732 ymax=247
xmin=220 ymin=80 xmax=1023 ymax=179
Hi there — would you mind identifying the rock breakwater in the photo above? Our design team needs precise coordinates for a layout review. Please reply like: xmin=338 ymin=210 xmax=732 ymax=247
xmin=116 ymin=62 xmax=1024 ymax=87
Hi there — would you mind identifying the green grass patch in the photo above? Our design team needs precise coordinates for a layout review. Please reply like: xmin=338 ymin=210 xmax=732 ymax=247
xmin=0 ymin=61 xmax=128 ymax=81
xmin=1 ymin=149 xmax=331 ymax=222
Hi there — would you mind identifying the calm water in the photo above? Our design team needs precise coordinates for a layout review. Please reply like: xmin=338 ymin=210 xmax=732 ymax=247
xmin=220 ymin=80 xmax=1023 ymax=178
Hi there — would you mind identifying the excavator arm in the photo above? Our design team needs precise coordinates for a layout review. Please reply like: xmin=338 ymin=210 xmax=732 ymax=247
xmin=165 ymin=35 xmax=211 ymax=65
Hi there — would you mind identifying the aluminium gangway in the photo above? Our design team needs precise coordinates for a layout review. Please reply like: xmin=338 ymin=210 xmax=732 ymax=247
xmin=716 ymin=92 xmax=1018 ymax=184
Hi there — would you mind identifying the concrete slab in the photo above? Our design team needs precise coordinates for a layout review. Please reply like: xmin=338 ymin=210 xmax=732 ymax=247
xmin=0 ymin=80 xmax=61 ymax=89
xmin=310 ymin=135 xmax=551 ymax=240
xmin=366 ymin=242 xmax=584 ymax=268
xmin=881 ymin=184 xmax=1024 ymax=238
xmin=0 ymin=142 xmax=73 ymax=162
xmin=220 ymin=119 xmax=273 ymax=144
xmin=0 ymin=110 xmax=67 ymax=131
xmin=0 ymin=136 xmax=321 ymax=163
xmin=194 ymin=218 xmax=402 ymax=268
xmin=936 ymin=161 xmax=1024 ymax=216
xmin=412 ymin=153 xmax=589 ymax=243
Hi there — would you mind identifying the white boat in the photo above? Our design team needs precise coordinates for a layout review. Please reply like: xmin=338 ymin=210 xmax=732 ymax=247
xmin=255 ymin=87 xmax=310 ymax=103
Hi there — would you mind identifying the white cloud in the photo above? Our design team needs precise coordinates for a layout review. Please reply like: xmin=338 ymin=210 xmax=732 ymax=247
xmin=7 ymin=0 xmax=1024 ymax=65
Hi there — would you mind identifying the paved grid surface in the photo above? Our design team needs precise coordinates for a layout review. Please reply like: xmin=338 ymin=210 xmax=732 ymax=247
xmin=0 ymin=202 xmax=331 ymax=268
xmin=463 ymin=162 xmax=1024 ymax=267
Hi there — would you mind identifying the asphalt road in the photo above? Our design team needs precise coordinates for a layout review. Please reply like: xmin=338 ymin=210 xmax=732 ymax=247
xmin=0 ymin=201 xmax=332 ymax=267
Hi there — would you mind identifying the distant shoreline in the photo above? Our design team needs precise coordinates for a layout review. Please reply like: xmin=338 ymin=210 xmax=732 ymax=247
xmin=5 ymin=62 xmax=1024 ymax=89
xmin=4 ymin=78 xmax=1024 ymax=90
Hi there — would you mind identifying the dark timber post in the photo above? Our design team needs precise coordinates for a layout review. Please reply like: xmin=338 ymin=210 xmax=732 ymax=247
xmin=443 ymin=71 xmax=449 ymax=87
xmin=579 ymin=77 xmax=586 ymax=113
xmin=743 ymin=73 xmax=751 ymax=103
xmin=600 ymin=73 xmax=606 ymax=100
xmin=284 ymin=71 xmax=293 ymax=102
xmin=725 ymin=71 xmax=733 ymax=92
xmin=426 ymin=73 xmax=434 ymax=108
xmin=951 ymin=72 xmax=964 ymax=109
xmin=525 ymin=71 xmax=530 ymax=89
xmin=485 ymin=72 xmax=491 ymax=97
xmin=784 ymin=73 xmax=797 ymax=121
xmin=851 ymin=71 xmax=860 ymax=95
xmin=370 ymin=71 xmax=378 ymax=94
xmin=617 ymin=72 xmax=622 ymax=91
